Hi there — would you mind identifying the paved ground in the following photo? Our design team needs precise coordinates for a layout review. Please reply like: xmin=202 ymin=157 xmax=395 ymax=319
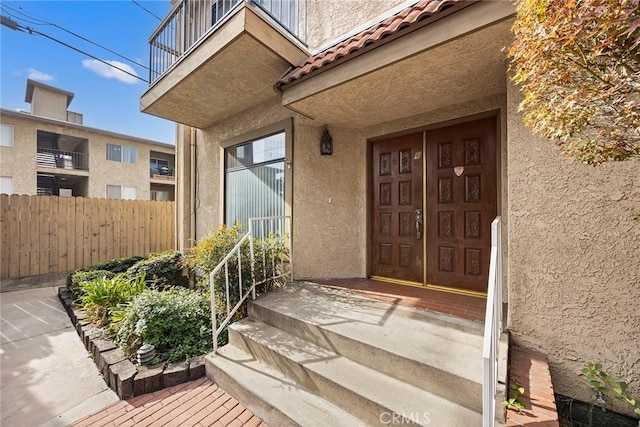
xmin=72 ymin=377 xmax=267 ymax=427
xmin=1 ymin=286 xmax=119 ymax=426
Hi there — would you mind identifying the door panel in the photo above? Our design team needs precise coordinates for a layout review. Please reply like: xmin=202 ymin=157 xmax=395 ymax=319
xmin=426 ymin=117 xmax=497 ymax=292
xmin=371 ymin=134 xmax=423 ymax=283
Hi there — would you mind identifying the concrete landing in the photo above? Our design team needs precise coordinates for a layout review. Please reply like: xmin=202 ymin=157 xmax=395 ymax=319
xmin=1 ymin=287 xmax=118 ymax=427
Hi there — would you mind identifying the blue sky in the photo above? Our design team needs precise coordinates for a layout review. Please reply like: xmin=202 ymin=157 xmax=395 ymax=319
xmin=0 ymin=0 xmax=176 ymax=144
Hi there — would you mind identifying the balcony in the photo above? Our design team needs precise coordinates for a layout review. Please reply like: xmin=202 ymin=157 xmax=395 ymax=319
xmin=36 ymin=148 xmax=89 ymax=171
xmin=141 ymin=0 xmax=309 ymax=129
xmin=150 ymin=165 xmax=175 ymax=180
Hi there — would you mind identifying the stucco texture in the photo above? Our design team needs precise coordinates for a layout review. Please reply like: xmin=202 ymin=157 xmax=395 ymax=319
xmin=506 ymin=83 xmax=640 ymax=411
xmin=305 ymin=0 xmax=405 ymax=51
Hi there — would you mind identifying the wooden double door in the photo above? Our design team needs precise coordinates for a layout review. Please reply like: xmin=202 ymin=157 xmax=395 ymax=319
xmin=371 ymin=117 xmax=497 ymax=293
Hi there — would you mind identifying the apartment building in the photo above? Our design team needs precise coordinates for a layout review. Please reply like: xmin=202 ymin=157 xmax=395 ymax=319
xmin=140 ymin=0 xmax=639 ymax=424
xmin=0 ymin=79 xmax=175 ymax=201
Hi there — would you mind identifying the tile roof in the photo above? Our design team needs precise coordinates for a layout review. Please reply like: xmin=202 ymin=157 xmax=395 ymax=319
xmin=276 ymin=0 xmax=473 ymax=90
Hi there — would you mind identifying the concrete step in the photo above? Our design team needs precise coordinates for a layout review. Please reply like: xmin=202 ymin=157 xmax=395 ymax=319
xmin=229 ymin=318 xmax=482 ymax=427
xmin=205 ymin=345 xmax=368 ymax=427
xmin=248 ymin=282 xmax=485 ymax=411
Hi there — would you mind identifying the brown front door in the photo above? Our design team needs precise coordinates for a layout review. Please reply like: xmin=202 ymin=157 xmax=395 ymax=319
xmin=371 ymin=133 xmax=424 ymax=283
xmin=426 ymin=117 xmax=497 ymax=292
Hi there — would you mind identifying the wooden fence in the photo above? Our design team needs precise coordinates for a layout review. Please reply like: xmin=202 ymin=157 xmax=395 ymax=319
xmin=1 ymin=195 xmax=175 ymax=279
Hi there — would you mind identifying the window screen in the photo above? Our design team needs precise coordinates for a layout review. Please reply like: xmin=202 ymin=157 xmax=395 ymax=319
xmin=0 ymin=124 xmax=13 ymax=147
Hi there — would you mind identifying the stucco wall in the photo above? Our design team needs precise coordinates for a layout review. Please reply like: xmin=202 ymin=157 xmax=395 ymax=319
xmin=0 ymin=112 xmax=174 ymax=199
xmin=31 ymin=86 xmax=68 ymax=121
xmin=0 ymin=116 xmax=37 ymax=195
xmin=506 ymin=83 xmax=640 ymax=410
xmin=305 ymin=0 xmax=405 ymax=51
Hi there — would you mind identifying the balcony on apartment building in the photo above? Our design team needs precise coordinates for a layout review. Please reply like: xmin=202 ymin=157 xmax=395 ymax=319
xmin=150 ymin=151 xmax=176 ymax=180
xmin=141 ymin=0 xmax=309 ymax=129
xmin=36 ymin=130 xmax=89 ymax=173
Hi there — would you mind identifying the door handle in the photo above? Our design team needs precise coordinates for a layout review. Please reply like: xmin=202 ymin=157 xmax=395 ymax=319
xmin=415 ymin=209 xmax=423 ymax=240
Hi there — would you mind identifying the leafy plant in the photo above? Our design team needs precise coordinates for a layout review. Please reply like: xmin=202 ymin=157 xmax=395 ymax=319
xmin=66 ymin=255 xmax=144 ymax=287
xmin=508 ymin=0 xmax=640 ymax=164
xmin=582 ymin=362 xmax=640 ymax=415
xmin=126 ymin=250 xmax=188 ymax=289
xmin=68 ymin=269 xmax=116 ymax=296
xmin=76 ymin=274 xmax=146 ymax=327
xmin=115 ymin=288 xmax=213 ymax=363
xmin=183 ymin=223 xmax=289 ymax=347
xmin=502 ymin=382 xmax=526 ymax=411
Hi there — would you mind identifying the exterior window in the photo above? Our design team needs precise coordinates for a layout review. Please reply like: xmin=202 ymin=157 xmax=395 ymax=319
xmin=1 ymin=124 xmax=13 ymax=147
xmin=106 ymin=185 xmax=137 ymax=200
xmin=151 ymin=190 xmax=170 ymax=201
xmin=225 ymin=132 xmax=285 ymax=227
xmin=1 ymin=176 xmax=14 ymax=194
xmin=106 ymin=143 xmax=137 ymax=164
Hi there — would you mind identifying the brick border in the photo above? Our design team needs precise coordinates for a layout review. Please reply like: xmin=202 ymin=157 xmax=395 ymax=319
xmin=58 ymin=287 xmax=205 ymax=399
xmin=506 ymin=342 xmax=560 ymax=427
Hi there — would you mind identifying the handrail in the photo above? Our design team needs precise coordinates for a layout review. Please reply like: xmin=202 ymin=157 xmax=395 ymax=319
xmin=148 ymin=0 xmax=307 ymax=85
xmin=210 ymin=216 xmax=292 ymax=353
xmin=482 ymin=216 xmax=503 ymax=427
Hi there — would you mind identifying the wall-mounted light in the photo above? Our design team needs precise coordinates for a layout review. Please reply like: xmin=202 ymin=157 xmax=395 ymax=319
xmin=320 ymin=125 xmax=333 ymax=155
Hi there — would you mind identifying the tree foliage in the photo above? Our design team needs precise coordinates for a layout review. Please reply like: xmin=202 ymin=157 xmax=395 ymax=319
xmin=508 ymin=0 xmax=640 ymax=164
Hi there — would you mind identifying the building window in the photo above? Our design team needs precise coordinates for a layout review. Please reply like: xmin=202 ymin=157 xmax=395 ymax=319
xmin=224 ymin=132 xmax=285 ymax=227
xmin=106 ymin=143 xmax=137 ymax=164
xmin=1 ymin=124 xmax=13 ymax=147
xmin=151 ymin=190 xmax=170 ymax=201
xmin=1 ymin=176 xmax=14 ymax=194
xmin=106 ymin=185 xmax=137 ymax=200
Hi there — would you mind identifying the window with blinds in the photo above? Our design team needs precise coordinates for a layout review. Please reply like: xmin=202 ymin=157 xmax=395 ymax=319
xmin=1 ymin=124 xmax=13 ymax=147
xmin=106 ymin=185 xmax=137 ymax=200
xmin=225 ymin=132 xmax=285 ymax=228
xmin=106 ymin=143 xmax=137 ymax=164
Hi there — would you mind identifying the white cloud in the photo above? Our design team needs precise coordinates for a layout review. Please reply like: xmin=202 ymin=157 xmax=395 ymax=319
xmin=81 ymin=59 xmax=140 ymax=84
xmin=27 ymin=68 xmax=54 ymax=81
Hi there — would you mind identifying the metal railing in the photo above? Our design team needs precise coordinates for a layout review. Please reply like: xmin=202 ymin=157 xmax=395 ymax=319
xmin=482 ymin=216 xmax=503 ymax=427
xmin=148 ymin=0 xmax=306 ymax=84
xmin=36 ymin=148 xmax=89 ymax=170
xmin=210 ymin=216 xmax=292 ymax=353
xmin=150 ymin=166 xmax=175 ymax=178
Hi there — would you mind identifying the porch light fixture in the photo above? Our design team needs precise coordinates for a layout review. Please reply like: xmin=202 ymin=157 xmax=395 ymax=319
xmin=320 ymin=125 xmax=333 ymax=155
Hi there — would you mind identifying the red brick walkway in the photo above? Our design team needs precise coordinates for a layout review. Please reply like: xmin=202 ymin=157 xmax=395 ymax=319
xmin=72 ymin=377 xmax=267 ymax=427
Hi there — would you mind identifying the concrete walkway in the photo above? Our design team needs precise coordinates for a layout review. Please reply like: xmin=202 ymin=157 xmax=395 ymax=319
xmin=1 ymin=286 xmax=119 ymax=426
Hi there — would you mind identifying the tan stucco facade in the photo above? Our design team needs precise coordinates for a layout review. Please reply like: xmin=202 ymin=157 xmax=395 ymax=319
xmin=0 ymin=110 xmax=175 ymax=199
xmin=506 ymin=83 xmax=640 ymax=409
xmin=154 ymin=0 xmax=639 ymax=416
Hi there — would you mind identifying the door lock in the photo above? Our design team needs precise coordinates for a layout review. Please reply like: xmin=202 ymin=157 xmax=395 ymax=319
xmin=415 ymin=209 xmax=423 ymax=240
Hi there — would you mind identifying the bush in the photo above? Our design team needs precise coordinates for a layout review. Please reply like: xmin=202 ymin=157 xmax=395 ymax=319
xmin=126 ymin=250 xmax=188 ymax=289
xmin=183 ymin=223 xmax=289 ymax=347
xmin=68 ymin=270 xmax=116 ymax=295
xmin=116 ymin=288 xmax=213 ymax=363
xmin=76 ymin=274 xmax=146 ymax=327
xmin=66 ymin=255 xmax=144 ymax=287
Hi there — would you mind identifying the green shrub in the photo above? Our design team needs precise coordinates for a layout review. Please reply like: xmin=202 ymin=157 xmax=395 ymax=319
xmin=66 ymin=255 xmax=144 ymax=287
xmin=183 ymin=223 xmax=289 ymax=347
xmin=76 ymin=274 xmax=146 ymax=327
xmin=68 ymin=270 xmax=116 ymax=295
xmin=116 ymin=288 xmax=213 ymax=362
xmin=126 ymin=250 xmax=188 ymax=289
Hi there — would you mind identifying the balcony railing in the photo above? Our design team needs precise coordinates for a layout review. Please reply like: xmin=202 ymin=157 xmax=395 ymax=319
xmin=149 ymin=0 xmax=307 ymax=84
xmin=150 ymin=165 xmax=175 ymax=178
xmin=36 ymin=148 xmax=88 ymax=171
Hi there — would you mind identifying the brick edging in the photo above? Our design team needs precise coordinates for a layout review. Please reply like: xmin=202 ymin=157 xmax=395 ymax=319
xmin=506 ymin=342 xmax=560 ymax=427
xmin=58 ymin=286 xmax=206 ymax=399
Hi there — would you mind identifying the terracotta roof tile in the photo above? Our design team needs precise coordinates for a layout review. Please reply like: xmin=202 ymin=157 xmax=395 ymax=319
xmin=276 ymin=0 xmax=473 ymax=89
